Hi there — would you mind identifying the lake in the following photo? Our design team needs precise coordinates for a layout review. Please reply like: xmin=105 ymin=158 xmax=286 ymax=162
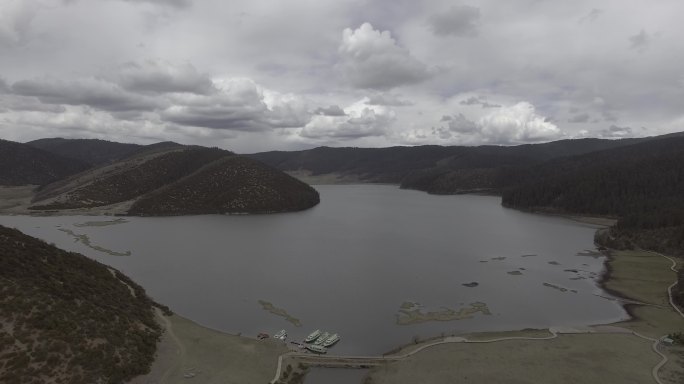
xmin=0 ymin=185 xmax=627 ymax=355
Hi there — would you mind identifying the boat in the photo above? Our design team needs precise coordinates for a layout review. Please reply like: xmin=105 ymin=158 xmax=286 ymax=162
xmin=305 ymin=329 xmax=321 ymax=343
xmin=274 ymin=330 xmax=287 ymax=341
xmin=322 ymin=333 xmax=340 ymax=347
xmin=314 ymin=332 xmax=330 ymax=345
xmin=305 ymin=344 xmax=327 ymax=354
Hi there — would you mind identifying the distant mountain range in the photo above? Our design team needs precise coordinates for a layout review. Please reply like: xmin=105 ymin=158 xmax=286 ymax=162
xmin=0 ymin=139 xmax=319 ymax=215
xmin=250 ymin=132 xmax=684 ymax=254
xmin=27 ymin=138 xmax=142 ymax=167
xmin=0 ymin=139 xmax=90 ymax=185
xmin=2 ymin=133 xmax=683 ymax=254
xmin=250 ymin=137 xmax=651 ymax=194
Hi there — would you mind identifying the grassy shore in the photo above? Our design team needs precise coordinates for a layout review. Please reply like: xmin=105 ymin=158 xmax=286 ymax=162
xmin=130 ymin=311 xmax=288 ymax=384
xmin=361 ymin=249 xmax=684 ymax=384
xmin=127 ymin=248 xmax=683 ymax=384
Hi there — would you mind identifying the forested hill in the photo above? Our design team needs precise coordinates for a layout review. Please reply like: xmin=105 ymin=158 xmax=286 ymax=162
xmin=0 ymin=139 xmax=90 ymax=186
xmin=0 ymin=225 xmax=165 ymax=383
xmin=30 ymin=145 xmax=320 ymax=215
xmin=502 ymin=137 xmax=684 ymax=255
xmin=249 ymin=137 xmax=645 ymax=193
xmin=27 ymin=138 xmax=142 ymax=167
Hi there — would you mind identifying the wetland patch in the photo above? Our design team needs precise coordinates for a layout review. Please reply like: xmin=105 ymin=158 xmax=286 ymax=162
xmin=58 ymin=228 xmax=131 ymax=256
xmin=396 ymin=302 xmax=491 ymax=325
xmin=258 ymin=300 xmax=302 ymax=327
xmin=74 ymin=218 xmax=129 ymax=227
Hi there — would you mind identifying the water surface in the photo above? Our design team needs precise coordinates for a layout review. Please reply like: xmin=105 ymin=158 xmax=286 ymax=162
xmin=0 ymin=185 xmax=626 ymax=355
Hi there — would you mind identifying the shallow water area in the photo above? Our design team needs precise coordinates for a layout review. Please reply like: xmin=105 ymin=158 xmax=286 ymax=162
xmin=0 ymin=185 xmax=627 ymax=355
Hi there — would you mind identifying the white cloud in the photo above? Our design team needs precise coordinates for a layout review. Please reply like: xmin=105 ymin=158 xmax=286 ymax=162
xmin=113 ymin=59 xmax=214 ymax=94
xmin=161 ymin=78 xmax=310 ymax=131
xmin=599 ymin=124 xmax=632 ymax=138
xmin=300 ymin=98 xmax=395 ymax=139
xmin=11 ymin=77 xmax=162 ymax=112
xmin=477 ymin=102 xmax=562 ymax=144
xmin=338 ymin=23 xmax=430 ymax=89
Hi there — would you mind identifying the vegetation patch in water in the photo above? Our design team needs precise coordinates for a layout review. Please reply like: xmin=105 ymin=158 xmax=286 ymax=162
xmin=396 ymin=302 xmax=491 ymax=325
xmin=74 ymin=218 xmax=129 ymax=227
xmin=258 ymin=300 xmax=302 ymax=327
xmin=58 ymin=228 xmax=132 ymax=256
xmin=542 ymin=282 xmax=577 ymax=293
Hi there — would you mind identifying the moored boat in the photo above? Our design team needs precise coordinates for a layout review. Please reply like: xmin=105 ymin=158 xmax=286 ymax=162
xmin=306 ymin=344 xmax=327 ymax=354
xmin=322 ymin=333 xmax=340 ymax=347
xmin=274 ymin=329 xmax=287 ymax=341
xmin=305 ymin=329 xmax=322 ymax=343
xmin=314 ymin=332 xmax=330 ymax=345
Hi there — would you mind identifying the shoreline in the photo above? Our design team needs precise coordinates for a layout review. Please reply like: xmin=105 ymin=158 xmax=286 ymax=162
xmin=134 ymin=245 xmax=680 ymax=384
xmin=596 ymin=249 xmax=641 ymax=321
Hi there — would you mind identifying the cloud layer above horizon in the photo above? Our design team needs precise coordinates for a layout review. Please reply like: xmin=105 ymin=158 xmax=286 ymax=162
xmin=1 ymin=0 xmax=683 ymax=152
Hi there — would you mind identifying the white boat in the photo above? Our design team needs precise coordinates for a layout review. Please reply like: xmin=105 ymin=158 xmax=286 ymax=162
xmin=314 ymin=332 xmax=330 ymax=345
xmin=274 ymin=329 xmax=287 ymax=341
xmin=306 ymin=344 xmax=327 ymax=354
xmin=322 ymin=333 xmax=340 ymax=347
xmin=305 ymin=329 xmax=321 ymax=343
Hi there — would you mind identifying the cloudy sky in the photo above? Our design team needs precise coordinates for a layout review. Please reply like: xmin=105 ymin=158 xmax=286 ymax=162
xmin=1 ymin=0 xmax=683 ymax=152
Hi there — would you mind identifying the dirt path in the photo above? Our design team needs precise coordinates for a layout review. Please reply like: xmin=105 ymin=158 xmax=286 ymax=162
xmin=155 ymin=308 xmax=186 ymax=383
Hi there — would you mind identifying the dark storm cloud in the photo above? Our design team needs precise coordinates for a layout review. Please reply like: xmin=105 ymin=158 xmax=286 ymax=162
xmin=365 ymin=93 xmax=413 ymax=106
xmin=459 ymin=96 xmax=500 ymax=108
xmin=578 ymin=8 xmax=602 ymax=24
xmin=629 ymin=29 xmax=650 ymax=50
xmin=314 ymin=105 xmax=346 ymax=116
xmin=444 ymin=113 xmax=478 ymax=133
xmin=11 ymin=77 xmax=161 ymax=112
xmin=568 ymin=113 xmax=590 ymax=123
xmin=0 ymin=94 xmax=67 ymax=113
xmin=119 ymin=0 xmax=190 ymax=8
xmin=114 ymin=60 xmax=215 ymax=94
xmin=160 ymin=79 xmax=310 ymax=131
xmin=600 ymin=124 xmax=632 ymax=138
xmin=162 ymin=107 xmax=271 ymax=131
xmin=428 ymin=5 xmax=481 ymax=37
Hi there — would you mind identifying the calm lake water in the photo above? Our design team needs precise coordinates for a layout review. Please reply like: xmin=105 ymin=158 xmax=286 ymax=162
xmin=0 ymin=185 xmax=626 ymax=356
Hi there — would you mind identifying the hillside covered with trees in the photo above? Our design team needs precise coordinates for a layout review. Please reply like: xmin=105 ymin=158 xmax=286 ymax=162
xmin=501 ymin=137 xmax=684 ymax=256
xmin=250 ymin=137 xmax=646 ymax=193
xmin=0 ymin=226 xmax=165 ymax=384
xmin=0 ymin=140 xmax=89 ymax=186
xmin=27 ymin=138 xmax=142 ymax=167
xmin=29 ymin=144 xmax=320 ymax=215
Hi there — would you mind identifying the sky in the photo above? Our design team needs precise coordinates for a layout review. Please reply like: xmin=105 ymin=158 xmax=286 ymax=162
xmin=1 ymin=0 xmax=683 ymax=153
